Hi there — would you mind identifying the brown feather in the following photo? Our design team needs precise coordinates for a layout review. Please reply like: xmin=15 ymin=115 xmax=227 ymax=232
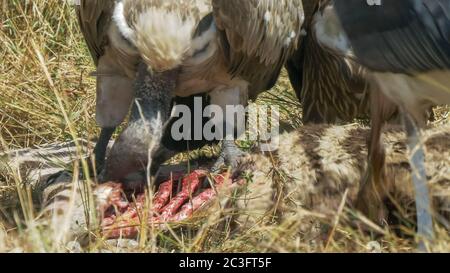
xmin=76 ymin=0 xmax=114 ymax=65
xmin=212 ymin=0 xmax=305 ymax=96
xmin=290 ymin=0 xmax=374 ymax=123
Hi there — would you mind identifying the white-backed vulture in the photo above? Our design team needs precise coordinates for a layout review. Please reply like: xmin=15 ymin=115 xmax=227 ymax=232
xmin=324 ymin=0 xmax=450 ymax=247
xmin=94 ymin=0 xmax=305 ymax=182
xmin=75 ymin=0 xmax=211 ymax=172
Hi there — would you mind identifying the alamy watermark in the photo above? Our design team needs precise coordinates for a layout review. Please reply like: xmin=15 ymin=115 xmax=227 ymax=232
xmin=170 ymin=98 xmax=280 ymax=152
xmin=367 ymin=0 xmax=382 ymax=6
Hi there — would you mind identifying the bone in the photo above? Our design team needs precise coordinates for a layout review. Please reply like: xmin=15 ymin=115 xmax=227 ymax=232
xmin=101 ymin=170 xmax=235 ymax=239
xmin=157 ymin=170 xmax=207 ymax=221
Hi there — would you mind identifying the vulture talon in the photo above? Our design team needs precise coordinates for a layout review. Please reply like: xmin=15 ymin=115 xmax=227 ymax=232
xmin=212 ymin=140 xmax=251 ymax=176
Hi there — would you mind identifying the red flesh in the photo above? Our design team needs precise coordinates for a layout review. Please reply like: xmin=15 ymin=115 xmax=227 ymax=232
xmin=100 ymin=170 xmax=241 ymax=239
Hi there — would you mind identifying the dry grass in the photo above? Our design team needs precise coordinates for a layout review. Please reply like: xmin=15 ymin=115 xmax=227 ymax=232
xmin=0 ymin=0 xmax=97 ymax=150
xmin=0 ymin=1 xmax=449 ymax=253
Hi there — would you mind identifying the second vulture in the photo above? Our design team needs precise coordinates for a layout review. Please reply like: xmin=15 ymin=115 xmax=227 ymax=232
xmin=322 ymin=0 xmax=450 ymax=247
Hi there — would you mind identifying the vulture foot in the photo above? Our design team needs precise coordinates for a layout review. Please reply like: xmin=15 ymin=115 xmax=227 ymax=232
xmin=212 ymin=140 xmax=251 ymax=176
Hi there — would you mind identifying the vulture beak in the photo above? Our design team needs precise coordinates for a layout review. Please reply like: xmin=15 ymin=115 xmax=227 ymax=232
xmin=102 ymin=62 xmax=177 ymax=182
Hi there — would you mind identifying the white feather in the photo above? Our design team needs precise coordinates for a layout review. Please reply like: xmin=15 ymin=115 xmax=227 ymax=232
xmin=134 ymin=8 xmax=196 ymax=71
xmin=189 ymin=22 xmax=216 ymax=55
xmin=185 ymin=22 xmax=218 ymax=66
xmin=112 ymin=2 xmax=136 ymax=43
xmin=313 ymin=6 xmax=352 ymax=56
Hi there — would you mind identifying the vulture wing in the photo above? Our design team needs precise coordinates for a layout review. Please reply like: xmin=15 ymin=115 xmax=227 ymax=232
xmin=76 ymin=0 xmax=115 ymax=66
xmin=334 ymin=0 xmax=450 ymax=73
xmin=302 ymin=0 xmax=320 ymax=26
xmin=212 ymin=0 xmax=304 ymax=94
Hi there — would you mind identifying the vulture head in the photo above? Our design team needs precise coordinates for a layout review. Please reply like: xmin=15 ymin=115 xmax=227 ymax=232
xmin=102 ymin=0 xmax=207 ymax=182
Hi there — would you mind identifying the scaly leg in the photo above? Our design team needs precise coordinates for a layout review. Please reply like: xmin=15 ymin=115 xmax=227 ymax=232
xmin=212 ymin=139 xmax=250 ymax=173
xmin=208 ymin=85 xmax=250 ymax=173
xmin=403 ymin=113 xmax=434 ymax=250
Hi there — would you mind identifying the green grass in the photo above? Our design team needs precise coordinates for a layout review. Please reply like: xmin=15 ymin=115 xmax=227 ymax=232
xmin=0 ymin=1 xmax=449 ymax=253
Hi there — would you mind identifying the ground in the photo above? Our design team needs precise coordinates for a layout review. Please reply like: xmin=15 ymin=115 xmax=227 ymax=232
xmin=0 ymin=1 xmax=449 ymax=253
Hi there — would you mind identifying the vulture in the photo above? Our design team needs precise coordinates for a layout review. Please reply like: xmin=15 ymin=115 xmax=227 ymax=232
xmin=320 ymin=0 xmax=450 ymax=246
xmin=286 ymin=0 xmax=398 ymax=124
xmin=75 ymin=0 xmax=217 ymax=174
xmin=76 ymin=0 xmax=304 ymax=182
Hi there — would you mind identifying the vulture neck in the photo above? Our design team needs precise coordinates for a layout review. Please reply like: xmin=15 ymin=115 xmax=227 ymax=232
xmin=103 ymin=63 xmax=176 ymax=182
